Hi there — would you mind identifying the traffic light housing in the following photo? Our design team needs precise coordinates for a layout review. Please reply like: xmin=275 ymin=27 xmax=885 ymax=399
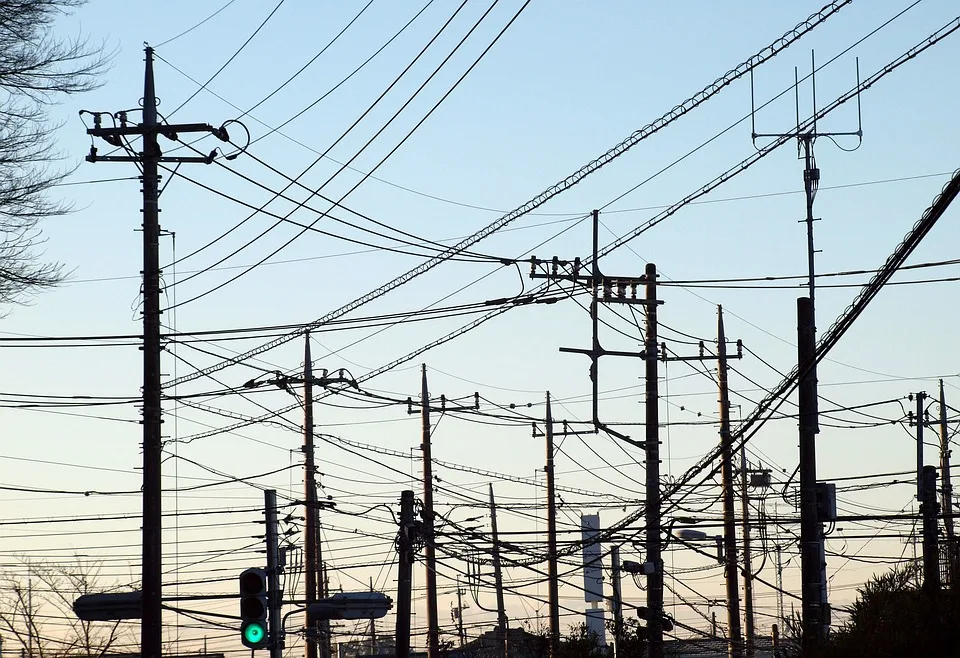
xmin=239 ymin=567 xmax=268 ymax=649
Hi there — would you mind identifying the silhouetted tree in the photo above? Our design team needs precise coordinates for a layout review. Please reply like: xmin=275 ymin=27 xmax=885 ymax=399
xmin=824 ymin=562 xmax=960 ymax=657
xmin=557 ymin=623 xmax=605 ymax=658
xmin=0 ymin=0 xmax=108 ymax=306
xmin=0 ymin=557 xmax=134 ymax=658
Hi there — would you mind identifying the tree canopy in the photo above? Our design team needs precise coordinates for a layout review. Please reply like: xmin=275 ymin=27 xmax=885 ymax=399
xmin=825 ymin=562 xmax=960 ymax=657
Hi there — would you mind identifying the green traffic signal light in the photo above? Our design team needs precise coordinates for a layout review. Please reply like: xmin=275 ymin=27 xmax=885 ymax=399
xmin=242 ymin=620 xmax=267 ymax=647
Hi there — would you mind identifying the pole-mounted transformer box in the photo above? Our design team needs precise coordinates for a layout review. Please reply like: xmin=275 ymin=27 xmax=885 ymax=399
xmin=815 ymin=482 xmax=837 ymax=521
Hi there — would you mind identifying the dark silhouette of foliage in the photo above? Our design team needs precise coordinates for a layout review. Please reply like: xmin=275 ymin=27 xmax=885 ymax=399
xmin=824 ymin=562 xmax=960 ymax=658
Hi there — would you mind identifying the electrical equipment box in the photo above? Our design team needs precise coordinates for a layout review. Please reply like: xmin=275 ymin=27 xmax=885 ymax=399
xmin=750 ymin=470 xmax=772 ymax=488
xmin=815 ymin=482 xmax=837 ymax=521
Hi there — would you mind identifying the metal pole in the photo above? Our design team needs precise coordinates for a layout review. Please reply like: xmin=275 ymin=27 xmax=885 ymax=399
xmin=265 ymin=490 xmax=282 ymax=658
xmin=303 ymin=335 xmax=319 ymax=658
xmin=140 ymin=46 xmax=163 ymax=658
xmin=489 ymin=484 xmax=509 ymax=658
xmin=644 ymin=262 xmax=663 ymax=658
xmin=739 ymin=443 xmax=756 ymax=658
xmin=797 ymin=297 xmax=824 ymax=656
xmin=610 ymin=546 xmax=623 ymax=658
xmin=421 ymin=366 xmax=440 ymax=658
xmin=545 ymin=393 xmax=560 ymax=658
xmin=717 ymin=306 xmax=743 ymax=658
xmin=395 ymin=491 xmax=415 ymax=658
xmin=920 ymin=465 xmax=941 ymax=593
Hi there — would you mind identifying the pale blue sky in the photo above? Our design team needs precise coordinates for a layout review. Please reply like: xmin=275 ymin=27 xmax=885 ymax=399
xmin=2 ymin=1 xmax=959 ymax=652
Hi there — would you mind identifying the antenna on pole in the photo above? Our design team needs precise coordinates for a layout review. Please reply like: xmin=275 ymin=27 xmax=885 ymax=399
xmin=749 ymin=49 xmax=865 ymax=655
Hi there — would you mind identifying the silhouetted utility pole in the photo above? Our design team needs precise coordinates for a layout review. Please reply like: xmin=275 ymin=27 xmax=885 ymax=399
xmin=717 ymin=307 xmax=743 ymax=658
xmin=369 ymin=578 xmax=377 ymax=656
xmin=610 ymin=546 xmax=623 ymax=658
xmin=661 ymin=309 xmax=742 ymax=655
xmin=752 ymin=57 xmax=861 ymax=652
xmin=82 ymin=46 xmax=227 ymax=658
xmin=529 ymin=211 xmax=660 ymax=655
xmin=914 ymin=392 xmax=928 ymax=499
xmin=407 ymin=369 xmax=478 ymax=658
xmin=642 ymin=262 xmax=665 ymax=658
xmin=740 ymin=444 xmax=756 ymax=658
xmin=939 ymin=380 xmax=957 ymax=582
xmin=797 ymin=297 xmax=825 ymax=656
xmin=920 ymin=465 xmax=941 ymax=593
xmin=545 ymin=393 xmax=560 ymax=658
xmin=242 ymin=347 xmax=351 ymax=658
xmin=940 ymin=381 xmax=954 ymax=540
xmin=454 ymin=580 xmax=467 ymax=647
xmin=303 ymin=335 xmax=322 ymax=658
xmin=396 ymin=491 xmax=416 ymax=658
xmin=489 ymin=484 xmax=509 ymax=658
xmin=419 ymin=367 xmax=440 ymax=658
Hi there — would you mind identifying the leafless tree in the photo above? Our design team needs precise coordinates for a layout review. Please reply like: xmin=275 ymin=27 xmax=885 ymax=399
xmin=0 ymin=0 xmax=109 ymax=306
xmin=0 ymin=557 xmax=136 ymax=658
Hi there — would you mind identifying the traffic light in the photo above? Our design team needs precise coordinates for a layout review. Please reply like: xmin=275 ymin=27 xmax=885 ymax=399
xmin=239 ymin=568 xmax=269 ymax=649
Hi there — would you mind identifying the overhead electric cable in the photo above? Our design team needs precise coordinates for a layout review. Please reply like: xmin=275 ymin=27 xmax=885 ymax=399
xmin=165 ymin=0 xmax=850 ymax=388
xmin=166 ymin=0 xmax=529 ymax=310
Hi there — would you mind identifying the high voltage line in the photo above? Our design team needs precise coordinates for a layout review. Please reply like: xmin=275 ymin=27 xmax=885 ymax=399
xmin=164 ymin=0 xmax=851 ymax=388
xmin=171 ymin=13 xmax=955 ymax=445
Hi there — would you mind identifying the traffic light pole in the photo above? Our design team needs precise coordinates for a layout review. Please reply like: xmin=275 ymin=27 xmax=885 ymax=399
xmin=265 ymin=490 xmax=282 ymax=658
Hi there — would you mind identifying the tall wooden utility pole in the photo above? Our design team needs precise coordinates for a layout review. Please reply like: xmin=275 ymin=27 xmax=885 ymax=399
xmin=644 ymin=263 xmax=664 ymax=658
xmin=303 ymin=335 xmax=320 ymax=658
xmin=545 ymin=393 xmax=560 ymax=658
xmin=83 ymin=47 xmax=226 ymax=658
xmin=717 ymin=306 xmax=743 ymax=658
xmin=489 ymin=484 xmax=509 ymax=658
xmin=420 ymin=366 xmax=440 ymax=658
xmin=740 ymin=444 xmax=756 ymax=658
xmin=939 ymin=380 xmax=957 ymax=581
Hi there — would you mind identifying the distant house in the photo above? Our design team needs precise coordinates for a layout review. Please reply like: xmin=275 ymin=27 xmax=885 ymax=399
xmin=663 ymin=636 xmax=776 ymax=657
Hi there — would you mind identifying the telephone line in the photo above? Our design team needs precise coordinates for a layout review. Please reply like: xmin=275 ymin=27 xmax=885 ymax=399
xmin=159 ymin=0 xmax=475 ymax=272
xmin=166 ymin=2 xmax=845 ymax=387
xmin=166 ymin=0 xmax=531 ymax=310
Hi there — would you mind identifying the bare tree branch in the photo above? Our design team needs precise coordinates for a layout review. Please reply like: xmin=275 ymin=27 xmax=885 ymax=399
xmin=0 ymin=0 xmax=110 ymax=308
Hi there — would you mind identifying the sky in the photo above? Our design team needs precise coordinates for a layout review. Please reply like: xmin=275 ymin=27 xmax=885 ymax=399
xmin=2 ymin=0 xmax=960 ymax=654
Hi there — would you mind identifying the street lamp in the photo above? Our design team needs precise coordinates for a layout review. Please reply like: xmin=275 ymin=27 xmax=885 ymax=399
xmin=672 ymin=527 xmax=724 ymax=564
xmin=306 ymin=592 xmax=393 ymax=621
